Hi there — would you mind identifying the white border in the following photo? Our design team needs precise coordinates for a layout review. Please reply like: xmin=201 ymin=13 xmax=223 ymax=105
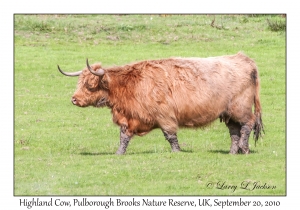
xmin=3 ymin=0 xmax=297 ymax=209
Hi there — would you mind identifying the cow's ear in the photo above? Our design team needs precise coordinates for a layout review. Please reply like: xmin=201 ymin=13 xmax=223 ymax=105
xmin=101 ymin=74 xmax=110 ymax=90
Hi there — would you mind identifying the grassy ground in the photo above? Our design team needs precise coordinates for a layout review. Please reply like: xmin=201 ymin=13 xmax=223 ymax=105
xmin=14 ymin=14 xmax=286 ymax=195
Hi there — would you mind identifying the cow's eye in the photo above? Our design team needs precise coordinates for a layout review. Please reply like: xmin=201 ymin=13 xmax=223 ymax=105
xmin=86 ymin=85 xmax=98 ymax=92
xmin=85 ymin=82 xmax=98 ymax=92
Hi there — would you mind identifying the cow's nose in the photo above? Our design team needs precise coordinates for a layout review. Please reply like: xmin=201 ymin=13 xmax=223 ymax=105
xmin=71 ymin=97 xmax=77 ymax=105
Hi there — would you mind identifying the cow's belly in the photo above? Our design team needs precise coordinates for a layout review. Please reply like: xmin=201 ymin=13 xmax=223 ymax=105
xmin=176 ymin=101 xmax=226 ymax=127
xmin=178 ymin=113 xmax=220 ymax=127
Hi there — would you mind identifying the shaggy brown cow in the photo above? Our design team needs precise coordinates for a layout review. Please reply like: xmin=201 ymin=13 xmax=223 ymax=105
xmin=58 ymin=52 xmax=264 ymax=155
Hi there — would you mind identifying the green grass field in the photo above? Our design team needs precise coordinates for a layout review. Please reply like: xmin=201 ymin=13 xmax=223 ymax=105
xmin=14 ymin=14 xmax=286 ymax=195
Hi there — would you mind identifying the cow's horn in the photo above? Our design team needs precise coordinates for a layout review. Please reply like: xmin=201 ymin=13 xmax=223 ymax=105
xmin=86 ymin=59 xmax=105 ymax=76
xmin=57 ymin=65 xmax=82 ymax=76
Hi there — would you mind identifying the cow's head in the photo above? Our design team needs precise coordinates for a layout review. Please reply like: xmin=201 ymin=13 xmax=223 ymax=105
xmin=58 ymin=59 xmax=109 ymax=107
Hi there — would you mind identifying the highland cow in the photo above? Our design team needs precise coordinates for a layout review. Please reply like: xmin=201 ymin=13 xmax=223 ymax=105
xmin=58 ymin=52 xmax=264 ymax=155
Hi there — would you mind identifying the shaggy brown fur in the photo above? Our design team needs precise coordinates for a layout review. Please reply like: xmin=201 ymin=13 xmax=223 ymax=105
xmin=59 ymin=52 xmax=264 ymax=154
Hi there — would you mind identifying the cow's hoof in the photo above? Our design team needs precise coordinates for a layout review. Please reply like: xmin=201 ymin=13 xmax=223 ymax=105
xmin=242 ymin=149 xmax=250 ymax=154
xmin=172 ymin=149 xmax=181 ymax=153
xmin=115 ymin=150 xmax=126 ymax=155
xmin=229 ymin=147 xmax=239 ymax=154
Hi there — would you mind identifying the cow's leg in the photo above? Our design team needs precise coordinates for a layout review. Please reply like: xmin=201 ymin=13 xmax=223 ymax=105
xmin=157 ymin=112 xmax=180 ymax=152
xmin=238 ymin=113 xmax=256 ymax=154
xmin=238 ymin=124 xmax=252 ymax=154
xmin=116 ymin=125 xmax=133 ymax=155
xmin=162 ymin=130 xmax=181 ymax=152
xmin=226 ymin=120 xmax=241 ymax=154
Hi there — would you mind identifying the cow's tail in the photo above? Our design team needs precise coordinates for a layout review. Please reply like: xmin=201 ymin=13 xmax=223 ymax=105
xmin=252 ymin=69 xmax=264 ymax=146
